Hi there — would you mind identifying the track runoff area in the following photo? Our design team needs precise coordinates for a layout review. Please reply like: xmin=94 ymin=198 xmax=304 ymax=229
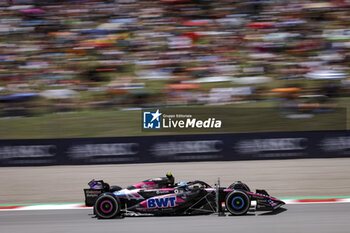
xmin=1 ymin=196 xmax=350 ymax=211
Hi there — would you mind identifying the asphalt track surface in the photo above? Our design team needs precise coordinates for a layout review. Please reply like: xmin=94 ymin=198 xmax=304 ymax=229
xmin=1 ymin=203 xmax=350 ymax=233
xmin=2 ymin=158 xmax=350 ymax=203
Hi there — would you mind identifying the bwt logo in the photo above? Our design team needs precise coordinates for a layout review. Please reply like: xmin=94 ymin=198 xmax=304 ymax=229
xmin=147 ymin=196 xmax=176 ymax=208
xmin=143 ymin=109 xmax=162 ymax=129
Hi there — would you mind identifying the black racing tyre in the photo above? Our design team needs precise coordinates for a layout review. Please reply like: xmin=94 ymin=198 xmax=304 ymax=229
xmin=94 ymin=193 xmax=121 ymax=219
xmin=228 ymin=181 xmax=250 ymax=192
xmin=225 ymin=190 xmax=251 ymax=216
xmin=110 ymin=185 xmax=122 ymax=192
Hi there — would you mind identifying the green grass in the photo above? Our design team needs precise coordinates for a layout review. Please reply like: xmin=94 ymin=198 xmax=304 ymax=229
xmin=0 ymin=100 xmax=347 ymax=139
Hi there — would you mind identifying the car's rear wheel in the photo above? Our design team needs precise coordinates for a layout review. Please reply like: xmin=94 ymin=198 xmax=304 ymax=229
xmin=94 ymin=193 xmax=120 ymax=219
xmin=225 ymin=190 xmax=251 ymax=216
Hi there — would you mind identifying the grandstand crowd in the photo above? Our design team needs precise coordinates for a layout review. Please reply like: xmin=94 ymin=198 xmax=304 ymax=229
xmin=1 ymin=0 xmax=350 ymax=115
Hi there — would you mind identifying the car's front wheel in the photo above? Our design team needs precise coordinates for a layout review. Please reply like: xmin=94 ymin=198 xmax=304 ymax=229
xmin=228 ymin=181 xmax=250 ymax=192
xmin=94 ymin=193 xmax=121 ymax=219
xmin=225 ymin=190 xmax=251 ymax=216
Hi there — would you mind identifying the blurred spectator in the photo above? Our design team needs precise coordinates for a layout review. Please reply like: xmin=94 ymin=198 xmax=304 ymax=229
xmin=0 ymin=0 xmax=350 ymax=116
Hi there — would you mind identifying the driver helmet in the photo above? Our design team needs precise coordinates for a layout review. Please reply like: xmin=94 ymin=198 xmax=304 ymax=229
xmin=166 ymin=173 xmax=175 ymax=186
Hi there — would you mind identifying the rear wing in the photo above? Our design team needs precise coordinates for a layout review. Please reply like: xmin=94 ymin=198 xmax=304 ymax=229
xmin=84 ymin=179 xmax=110 ymax=206
xmin=84 ymin=189 xmax=103 ymax=206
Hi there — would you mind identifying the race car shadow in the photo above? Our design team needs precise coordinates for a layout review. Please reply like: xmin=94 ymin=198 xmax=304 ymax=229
xmin=90 ymin=214 xmax=125 ymax=220
xmin=224 ymin=208 xmax=287 ymax=217
xmin=89 ymin=209 xmax=287 ymax=219
xmin=254 ymin=207 xmax=287 ymax=216
xmin=122 ymin=209 xmax=287 ymax=218
xmin=124 ymin=213 xmax=211 ymax=218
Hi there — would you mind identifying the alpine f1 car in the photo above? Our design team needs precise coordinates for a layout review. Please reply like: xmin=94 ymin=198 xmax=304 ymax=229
xmin=84 ymin=173 xmax=285 ymax=219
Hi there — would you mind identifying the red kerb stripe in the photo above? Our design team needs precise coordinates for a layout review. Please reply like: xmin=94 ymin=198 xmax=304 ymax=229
xmin=0 ymin=206 xmax=22 ymax=210
xmin=77 ymin=204 xmax=89 ymax=208
xmin=297 ymin=198 xmax=339 ymax=203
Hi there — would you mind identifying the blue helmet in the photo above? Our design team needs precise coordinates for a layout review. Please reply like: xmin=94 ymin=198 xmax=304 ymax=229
xmin=178 ymin=181 xmax=187 ymax=186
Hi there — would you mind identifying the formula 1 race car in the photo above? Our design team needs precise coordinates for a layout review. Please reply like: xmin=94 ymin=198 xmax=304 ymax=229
xmin=83 ymin=174 xmax=285 ymax=219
